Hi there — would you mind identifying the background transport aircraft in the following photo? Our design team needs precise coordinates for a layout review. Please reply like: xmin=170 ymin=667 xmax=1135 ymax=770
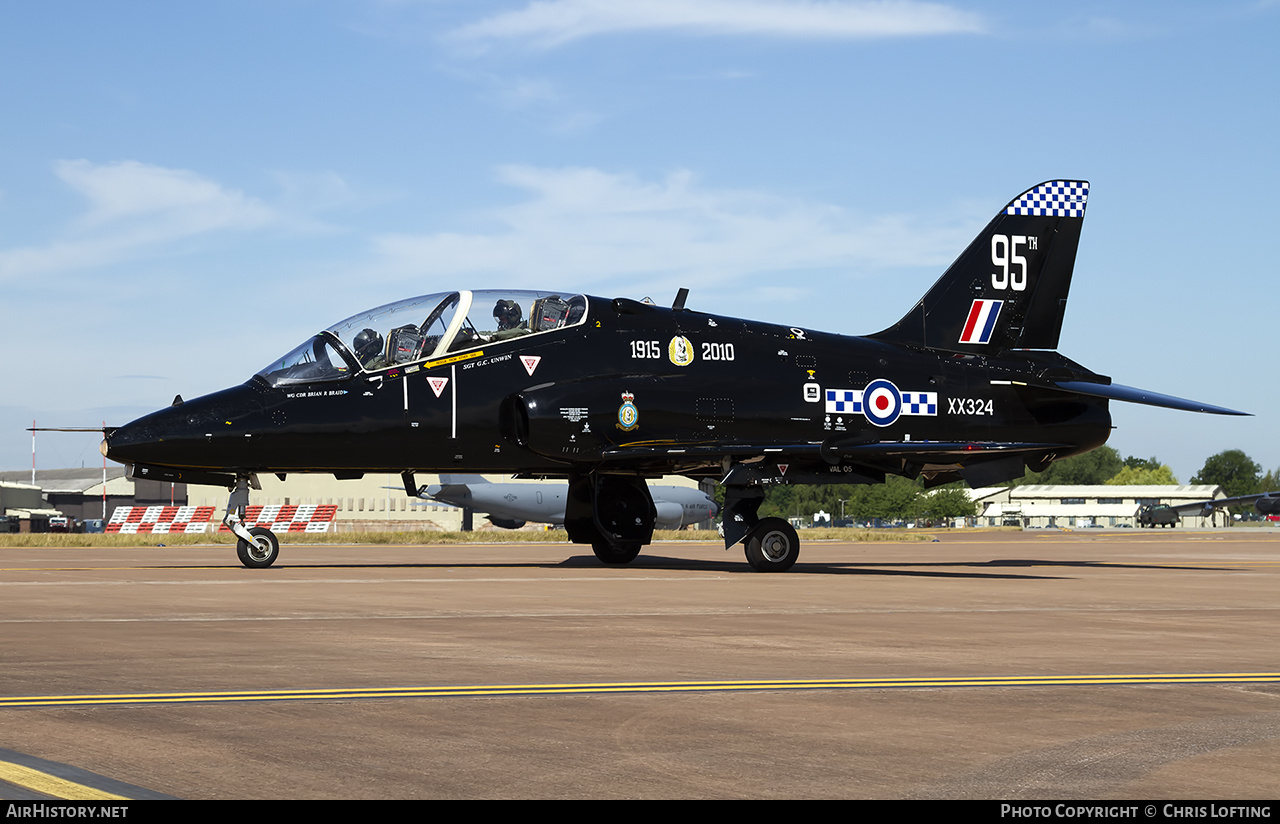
xmin=417 ymin=475 xmax=717 ymax=530
xmin=1158 ymin=491 xmax=1280 ymax=522
xmin=102 ymin=179 xmax=1246 ymax=572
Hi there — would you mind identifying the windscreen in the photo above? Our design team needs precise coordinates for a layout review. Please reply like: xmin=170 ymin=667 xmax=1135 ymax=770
xmin=257 ymin=335 xmax=353 ymax=387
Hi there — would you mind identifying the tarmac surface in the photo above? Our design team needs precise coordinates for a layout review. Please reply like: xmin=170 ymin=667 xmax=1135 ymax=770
xmin=1 ymin=529 xmax=1278 ymax=800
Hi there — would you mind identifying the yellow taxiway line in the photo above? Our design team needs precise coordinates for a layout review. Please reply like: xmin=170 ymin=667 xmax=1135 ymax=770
xmin=3 ymin=672 xmax=1279 ymax=709
xmin=0 ymin=760 xmax=128 ymax=800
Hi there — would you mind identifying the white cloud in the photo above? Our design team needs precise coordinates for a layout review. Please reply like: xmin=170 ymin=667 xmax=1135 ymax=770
xmin=57 ymin=160 xmax=270 ymax=227
xmin=369 ymin=165 xmax=978 ymax=300
xmin=0 ymin=160 xmax=277 ymax=280
xmin=450 ymin=0 xmax=986 ymax=48
xmin=497 ymin=76 xmax=561 ymax=107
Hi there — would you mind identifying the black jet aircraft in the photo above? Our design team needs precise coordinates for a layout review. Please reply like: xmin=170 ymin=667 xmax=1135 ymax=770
xmin=102 ymin=179 xmax=1247 ymax=571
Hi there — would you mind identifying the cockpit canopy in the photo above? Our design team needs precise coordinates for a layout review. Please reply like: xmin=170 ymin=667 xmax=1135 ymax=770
xmin=257 ymin=289 xmax=587 ymax=387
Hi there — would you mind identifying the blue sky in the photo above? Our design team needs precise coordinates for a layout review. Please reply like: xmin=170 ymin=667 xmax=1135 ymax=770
xmin=1 ymin=1 xmax=1276 ymax=482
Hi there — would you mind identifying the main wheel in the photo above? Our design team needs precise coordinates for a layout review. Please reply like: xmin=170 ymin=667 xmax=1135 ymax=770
xmin=591 ymin=541 xmax=642 ymax=565
xmin=744 ymin=517 xmax=799 ymax=572
xmin=236 ymin=527 xmax=279 ymax=569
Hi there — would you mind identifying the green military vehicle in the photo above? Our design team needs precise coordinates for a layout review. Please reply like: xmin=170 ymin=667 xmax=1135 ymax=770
xmin=1136 ymin=503 xmax=1180 ymax=528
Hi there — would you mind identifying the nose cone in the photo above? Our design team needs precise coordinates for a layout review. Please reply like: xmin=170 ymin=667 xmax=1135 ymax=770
xmin=104 ymin=382 xmax=267 ymax=470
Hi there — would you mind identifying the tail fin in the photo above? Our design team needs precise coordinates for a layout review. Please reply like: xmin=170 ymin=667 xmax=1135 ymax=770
xmin=871 ymin=180 xmax=1089 ymax=352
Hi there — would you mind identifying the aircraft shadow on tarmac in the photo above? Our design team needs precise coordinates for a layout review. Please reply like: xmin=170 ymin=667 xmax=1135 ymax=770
xmin=583 ymin=555 xmax=1233 ymax=578
xmin=199 ymin=555 xmax=1089 ymax=579
xmin=134 ymin=555 xmax=1230 ymax=579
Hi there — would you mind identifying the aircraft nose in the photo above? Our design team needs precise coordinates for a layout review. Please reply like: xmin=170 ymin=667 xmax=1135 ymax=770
xmin=103 ymin=383 xmax=266 ymax=469
xmin=102 ymin=413 xmax=165 ymax=465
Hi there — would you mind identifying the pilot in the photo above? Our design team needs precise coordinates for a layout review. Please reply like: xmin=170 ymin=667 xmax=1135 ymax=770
xmin=493 ymin=299 xmax=523 ymax=330
xmin=491 ymin=299 xmax=530 ymax=341
xmin=352 ymin=328 xmax=384 ymax=368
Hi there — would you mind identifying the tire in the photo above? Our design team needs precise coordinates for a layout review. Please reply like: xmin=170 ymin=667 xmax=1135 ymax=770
xmin=236 ymin=527 xmax=279 ymax=569
xmin=744 ymin=517 xmax=799 ymax=572
xmin=591 ymin=541 xmax=641 ymax=565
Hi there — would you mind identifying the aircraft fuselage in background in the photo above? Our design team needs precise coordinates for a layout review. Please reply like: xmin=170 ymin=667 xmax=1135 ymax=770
xmin=420 ymin=475 xmax=717 ymax=530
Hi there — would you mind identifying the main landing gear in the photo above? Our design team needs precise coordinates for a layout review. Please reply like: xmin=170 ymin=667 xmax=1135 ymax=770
xmin=564 ymin=469 xmax=801 ymax=572
xmin=742 ymin=517 xmax=800 ymax=573
xmin=721 ymin=483 xmax=800 ymax=572
xmin=591 ymin=541 xmax=643 ymax=565
xmin=225 ymin=475 xmax=280 ymax=569
xmin=566 ymin=473 xmax=655 ymax=567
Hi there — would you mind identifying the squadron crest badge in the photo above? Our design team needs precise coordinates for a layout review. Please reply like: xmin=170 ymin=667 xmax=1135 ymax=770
xmin=617 ymin=391 xmax=639 ymax=431
xmin=668 ymin=335 xmax=694 ymax=367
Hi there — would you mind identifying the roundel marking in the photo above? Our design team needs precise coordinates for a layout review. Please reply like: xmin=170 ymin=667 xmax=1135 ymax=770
xmin=862 ymin=379 xmax=902 ymax=427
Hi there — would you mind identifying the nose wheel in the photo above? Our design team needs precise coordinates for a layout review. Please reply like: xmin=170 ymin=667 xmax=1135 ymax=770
xmin=236 ymin=526 xmax=280 ymax=569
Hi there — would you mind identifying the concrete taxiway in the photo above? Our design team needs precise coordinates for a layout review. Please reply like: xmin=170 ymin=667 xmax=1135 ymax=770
xmin=1 ymin=530 xmax=1278 ymax=799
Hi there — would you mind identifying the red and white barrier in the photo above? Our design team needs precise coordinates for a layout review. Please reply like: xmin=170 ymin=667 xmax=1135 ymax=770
xmin=107 ymin=505 xmax=217 ymax=534
xmin=216 ymin=504 xmax=338 ymax=533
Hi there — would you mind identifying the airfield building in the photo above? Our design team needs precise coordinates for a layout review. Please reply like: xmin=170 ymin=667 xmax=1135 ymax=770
xmin=0 ymin=479 xmax=64 ymax=532
xmin=969 ymin=485 xmax=1228 ymax=529
xmin=4 ymin=467 xmax=181 ymax=518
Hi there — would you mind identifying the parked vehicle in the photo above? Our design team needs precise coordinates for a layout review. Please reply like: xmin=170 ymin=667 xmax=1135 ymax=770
xmin=1136 ymin=504 xmax=1179 ymax=528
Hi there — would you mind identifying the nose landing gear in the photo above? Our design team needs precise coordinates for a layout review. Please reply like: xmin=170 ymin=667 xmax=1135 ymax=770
xmin=225 ymin=475 xmax=279 ymax=569
xmin=236 ymin=526 xmax=280 ymax=568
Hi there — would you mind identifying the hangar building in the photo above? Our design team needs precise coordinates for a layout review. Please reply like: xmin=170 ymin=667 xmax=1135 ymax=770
xmin=0 ymin=467 xmax=182 ymax=530
xmin=0 ymin=479 xmax=64 ymax=532
xmin=969 ymin=485 xmax=1228 ymax=528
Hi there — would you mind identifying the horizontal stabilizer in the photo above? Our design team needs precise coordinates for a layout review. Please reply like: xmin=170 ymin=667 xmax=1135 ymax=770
xmin=1052 ymin=381 xmax=1249 ymax=416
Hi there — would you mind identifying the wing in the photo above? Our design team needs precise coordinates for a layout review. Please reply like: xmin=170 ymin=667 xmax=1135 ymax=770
xmin=602 ymin=439 xmax=1071 ymax=488
xmin=1164 ymin=492 xmax=1280 ymax=515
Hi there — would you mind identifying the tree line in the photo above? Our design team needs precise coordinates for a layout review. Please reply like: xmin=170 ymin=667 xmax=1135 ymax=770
xmin=753 ymin=476 xmax=977 ymax=525
xmin=733 ymin=447 xmax=1277 ymax=525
